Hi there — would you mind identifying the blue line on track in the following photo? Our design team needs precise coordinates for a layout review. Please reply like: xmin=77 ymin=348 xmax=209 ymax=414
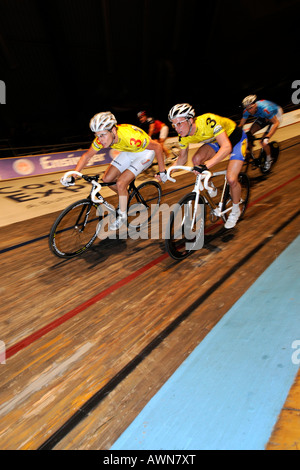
xmin=111 ymin=236 xmax=300 ymax=450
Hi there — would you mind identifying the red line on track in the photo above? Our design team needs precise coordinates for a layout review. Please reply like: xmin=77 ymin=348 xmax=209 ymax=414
xmin=249 ymin=173 xmax=300 ymax=207
xmin=6 ymin=253 xmax=168 ymax=359
xmin=6 ymin=173 xmax=300 ymax=359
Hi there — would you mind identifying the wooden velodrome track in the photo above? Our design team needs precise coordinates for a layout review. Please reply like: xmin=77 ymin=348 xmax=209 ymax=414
xmin=0 ymin=130 xmax=300 ymax=450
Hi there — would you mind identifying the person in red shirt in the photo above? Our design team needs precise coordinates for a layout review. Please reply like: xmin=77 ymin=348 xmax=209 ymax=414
xmin=137 ymin=111 xmax=171 ymax=160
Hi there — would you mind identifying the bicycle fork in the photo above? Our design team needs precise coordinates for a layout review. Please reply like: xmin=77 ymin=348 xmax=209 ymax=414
xmin=76 ymin=205 xmax=93 ymax=233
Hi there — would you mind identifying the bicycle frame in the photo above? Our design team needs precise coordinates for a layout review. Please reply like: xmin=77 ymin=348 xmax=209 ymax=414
xmin=62 ymin=170 xmax=159 ymax=225
xmin=166 ymin=166 xmax=231 ymax=229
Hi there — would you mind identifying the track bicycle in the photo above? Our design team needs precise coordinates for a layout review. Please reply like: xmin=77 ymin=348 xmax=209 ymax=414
xmin=49 ymin=171 xmax=162 ymax=258
xmin=165 ymin=166 xmax=250 ymax=260
xmin=245 ymin=129 xmax=280 ymax=175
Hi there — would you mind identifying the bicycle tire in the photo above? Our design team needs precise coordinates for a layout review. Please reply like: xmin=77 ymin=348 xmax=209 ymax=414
xmin=127 ymin=180 xmax=162 ymax=229
xmin=49 ymin=199 xmax=101 ymax=258
xmin=165 ymin=192 xmax=206 ymax=261
xmin=221 ymin=172 xmax=250 ymax=223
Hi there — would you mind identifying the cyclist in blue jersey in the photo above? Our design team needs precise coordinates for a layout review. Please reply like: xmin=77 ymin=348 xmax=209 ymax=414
xmin=238 ymin=95 xmax=283 ymax=171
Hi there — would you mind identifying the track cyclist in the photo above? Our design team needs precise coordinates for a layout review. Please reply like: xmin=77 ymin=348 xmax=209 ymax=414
xmin=60 ymin=111 xmax=167 ymax=230
xmin=167 ymin=103 xmax=248 ymax=229
xmin=238 ymin=95 xmax=283 ymax=171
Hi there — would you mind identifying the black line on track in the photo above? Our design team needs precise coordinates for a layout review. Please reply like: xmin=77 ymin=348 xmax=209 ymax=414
xmin=1 ymin=139 xmax=299 ymax=256
xmin=38 ymin=208 xmax=300 ymax=450
xmin=0 ymin=234 xmax=49 ymax=254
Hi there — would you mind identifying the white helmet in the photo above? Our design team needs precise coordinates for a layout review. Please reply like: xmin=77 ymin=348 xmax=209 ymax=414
xmin=168 ymin=103 xmax=195 ymax=122
xmin=90 ymin=112 xmax=117 ymax=132
xmin=242 ymin=95 xmax=257 ymax=108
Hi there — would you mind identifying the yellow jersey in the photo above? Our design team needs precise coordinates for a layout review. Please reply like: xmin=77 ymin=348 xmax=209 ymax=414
xmin=92 ymin=124 xmax=150 ymax=152
xmin=179 ymin=114 xmax=237 ymax=149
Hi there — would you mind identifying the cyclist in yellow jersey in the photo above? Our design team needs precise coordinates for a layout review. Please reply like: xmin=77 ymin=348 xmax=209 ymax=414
xmin=168 ymin=103 xmax=248 ymax=229
xmin=61 ymin=112 xmax=166 ymax=230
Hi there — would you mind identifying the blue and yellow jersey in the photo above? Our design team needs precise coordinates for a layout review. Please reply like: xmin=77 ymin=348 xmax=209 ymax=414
xmin=92 ymin=124 xmax=150 ymax=152
xmin=179 ymin=114 xmax=237 ymax=149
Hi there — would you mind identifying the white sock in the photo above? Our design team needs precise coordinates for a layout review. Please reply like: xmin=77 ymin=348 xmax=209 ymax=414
xmin=118 ymin=210 xmax=127 ymax=218
xmin=232 ymin=203 xmax=240 ymax=214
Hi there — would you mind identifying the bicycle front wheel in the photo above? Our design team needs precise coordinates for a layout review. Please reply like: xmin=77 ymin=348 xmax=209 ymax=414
xmin=127 ymin=180 xmax=162 ymax=229
xmin=221 ymin=172 xmax=250 ymax=223
xmin=165 ymin=192 xmax=206 ymax=261
xmin=49 ymin=199 xmax=101 ymax=258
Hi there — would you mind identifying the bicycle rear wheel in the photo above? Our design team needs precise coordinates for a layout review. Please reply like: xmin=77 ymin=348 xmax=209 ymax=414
xmin=165 ymin=192 xmax=206 ymax=260
xmin=127 ymin=180 xmax=162 ymax=229
xmin=221 ymin=172 xmax=250 ymax=223
xmin=49 ymin=199 xmax=101 ymax=258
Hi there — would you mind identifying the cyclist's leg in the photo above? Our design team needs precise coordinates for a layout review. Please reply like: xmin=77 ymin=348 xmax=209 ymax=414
xmin=102 ymin=157 xmax=124 ymax=190
xmin=224 ymin=159 xmax=244 ymax=229
xmin=115 ymin=169 xmax=136 ymax=213
xmin=248 ymin=120 xmax=263 ymax=136
xmin=159 ymin=125 xmax=170 ymax=159
xmin=192 ymin=143 xmax=219 ymax=195
xmin=224 ymin=133 xmax=247 ymax=229
xmin=247 ymin=118 xmax=267 ymax=147
xmin=258 ymin=121 xmax=276 ymax=171
xmin=192 ymin=143 xmax=216 ymax=165
xmin=261 ymin=110 xmax=282 ymax=163
xmin=103 ymin=154 xmax=133 ymax=229
xmin=261 ymin=123 xmax=273 ymax=166
xmin=226 ymin=159 xmax=244 ymax=203
xmin=115 ymin=150 xmax=155 ymax=213
xmin=226 ymin=132 xmax=247 ymax=203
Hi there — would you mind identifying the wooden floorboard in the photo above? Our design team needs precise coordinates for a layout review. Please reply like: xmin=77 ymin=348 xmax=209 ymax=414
xmin=0 ymin=136 xmax=299 ymax=449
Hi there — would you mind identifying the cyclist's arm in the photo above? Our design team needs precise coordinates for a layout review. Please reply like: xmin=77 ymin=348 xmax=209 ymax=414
xmin=265 ymin=115 xmax=280 ymax=139
xmin=148 ymin=122 xmax=155 ymax=137
xmin=205 ymin=131 xmax=232 ymax=170
xmin=146 ymin=139 xmax=165 ymax=173
xmin=238 ymin=117 xmax=247 ymax=128
xmin=74 ymin=145 xmax=98 ymax=175
xmin=171 ymin=147 xmax=189 ymax=169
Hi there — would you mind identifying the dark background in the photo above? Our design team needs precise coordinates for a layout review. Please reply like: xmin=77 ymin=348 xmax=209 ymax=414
xmin=0 ymin=0 xmax=298 ymax=156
